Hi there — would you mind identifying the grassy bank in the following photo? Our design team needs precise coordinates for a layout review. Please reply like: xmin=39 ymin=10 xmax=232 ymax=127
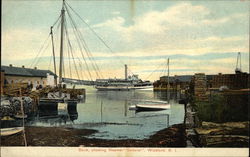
xmin=194 ymin=93 xmax=249 ymax=123
xmin=190 ymin=92 xmax=249 ymax=147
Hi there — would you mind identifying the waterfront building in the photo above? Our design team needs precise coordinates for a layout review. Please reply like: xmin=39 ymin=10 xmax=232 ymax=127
xmin=153 ymin=75 xmax=193 ymax=91
xmin=1 ymin=64 xmax=57 ymax=90
xmin=209 ymin=72 xmax=250 ymax=90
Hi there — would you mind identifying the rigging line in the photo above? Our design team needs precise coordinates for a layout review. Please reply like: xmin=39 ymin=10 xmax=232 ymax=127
xmin=54 ymin=17 xmax=62 ymax=60
xmin=52 ymin=14 xmax=62 ymax=28
xmin=65 ymin=6 xmax=102 ymax=79
xmin=67 ymin=34 xmax=81 ymax=81
xmin=68 ymin=16 xmax=101 ymax=80
xmin=63 ymin=52 xmax=66 ymax=79
xmin=81 ymin=64 xmax=91 ymax=81
xmin=66 ymin=4 xmax=119 ymax=75
xmin=69 ymin=44 xmax=81 ymax=81
xmin=72 ymin=47 xmax=91 ymax=81
xmin=145 ymin=61 xmax=166 ymax=80
xmin=64 ymin=16 xmax=83 ymax=81
xmin=77 ymin=59 xmax=85 ymax=82
xmin=48 ymin=54 xmax=53 ymax=70
xmin=65 ymin=2 xmax=127 ymax=76
xmin=66 ymin=7 xmax=103 ymax=79
xmin=30 ymin=14 xmax=60 ymax=69
xmin=158 ymin=60 xmax=168 ymax=78
xmin=65 ymin=23 xmax=84 ymax=80
xmin=65 ymin=2 xmax=114 ymax=54
xmin=162 ymin=59 xmax=167 ymax=77
xmin=64 ymin=20 xmax=81 ymax=81
xmin=61 ymin=23 xmax=66 ymax=80
xmin=66 ymin=40 xmax=72 ymax=78
xmin=158 ymin=68 xmax=164 ymax=79
xmin=64 ymin=12 xmax=93 ymax=81
xmin=33 ymin=37 xmax=51 ymax=68
xmin=71 ymin=44 xmax=91 ymax=81
xmin=67 ymin=34 xmax=90 ymax=81
xmin=29 ymin=33 xmax=51 ymax=68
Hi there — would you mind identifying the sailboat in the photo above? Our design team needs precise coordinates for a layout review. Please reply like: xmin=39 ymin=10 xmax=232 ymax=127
xmin=38 ymin=0 xmax=86 ymax=108
xmin=134 ymin=58 xmax=171 ymax=111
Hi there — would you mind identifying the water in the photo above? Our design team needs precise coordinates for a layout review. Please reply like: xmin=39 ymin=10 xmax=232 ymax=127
xmin=27 ymin=86 xmax=185 ymax=140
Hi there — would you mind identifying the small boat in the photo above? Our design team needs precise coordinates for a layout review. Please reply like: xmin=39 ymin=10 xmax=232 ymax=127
xmin=135 ymin=101 xmax=170 ymax=111
xmin=128 ymin=105 xmax=137 ymax=110
xmin=14 ymin=114 xmax=28 ymax=119
xmin=1 ymin=116 xmax=15 ymax=121
xmin=1 ymin=127 xmax=24 ymax=136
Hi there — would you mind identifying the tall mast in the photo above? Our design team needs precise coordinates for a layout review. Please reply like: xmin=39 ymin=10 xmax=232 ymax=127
xmin=167 ymin=58 xmax=170 ymax=101
xmin=167 ymin=58 xmax=169 ymax=87
xmin=59 ymin=0 xmax=65 ymax=85
xmin=50 ymin=26 xmax=57 ymax=86
xmin=125 ymin=64 xmax=128 ymax=80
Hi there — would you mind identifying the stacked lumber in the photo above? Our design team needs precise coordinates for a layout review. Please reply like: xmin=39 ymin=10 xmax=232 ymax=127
xmin=4 ymin=83 xmax=31 ymax=97
xmin=195 ymin=121 xmax=249 ymax=147
xmin=37 ymin=86 xmax=85 ymax=99
xmin=194 ymin=73 xmax=208 ymax=101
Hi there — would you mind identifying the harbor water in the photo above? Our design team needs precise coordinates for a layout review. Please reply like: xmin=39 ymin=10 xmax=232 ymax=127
xmin=15 ymin=86 xmax=185 ymax=140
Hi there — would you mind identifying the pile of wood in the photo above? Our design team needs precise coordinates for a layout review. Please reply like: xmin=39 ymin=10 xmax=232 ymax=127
xmin=4 ymin=83 xmax=85 ymax=99
xmin=38 ymin=86 xmax=85 ymax=99
xmin=3 ymin=83 xmax=31 ymax=97
xmin=194 ymin=73 xmax=208 ymax=101
xmin=195 ymin=121 xmax=249 ymax=147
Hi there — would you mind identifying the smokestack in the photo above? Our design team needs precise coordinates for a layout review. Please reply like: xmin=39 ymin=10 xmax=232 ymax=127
xmin=22 ymin=65 xmax=25 ymax=68
xmin=9 ymin=64 xmax=13 ymax=67
xmin=125 ymin=64 xmax=128 ymax=80
xmin=34 ymin=67 xmax=37 ymax=70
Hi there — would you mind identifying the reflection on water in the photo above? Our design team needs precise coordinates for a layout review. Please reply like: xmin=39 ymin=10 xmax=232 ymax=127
xmin=7 ymin=86 xmax=184 ymax=140
xmin=27 ymin=102 xmax=78 ymax=127
xmin=0 ymin=103 xmax=78 ymax=128
xmin=71 ymin=87 xmax=184 ymax=139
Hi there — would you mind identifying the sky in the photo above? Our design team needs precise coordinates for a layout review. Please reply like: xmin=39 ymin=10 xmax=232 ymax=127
xmin=2 ymin=0 xmax=249 ymax=81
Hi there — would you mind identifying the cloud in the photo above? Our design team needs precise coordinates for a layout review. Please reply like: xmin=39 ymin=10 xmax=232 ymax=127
xmin=90 ymin=2 xmax=248 ymax=55
xmin=202 ymin=13 xmax=248 ymax=25
xmin=2 ymin=2 xmax=249 ymax=81
xmin=111 ymin=11 xmax=120 ymax=15
xmin=2 ymin=28 xmax=51 ymax=64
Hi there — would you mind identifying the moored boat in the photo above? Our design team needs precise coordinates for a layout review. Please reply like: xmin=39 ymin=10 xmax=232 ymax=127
xmin=1 ymin=127 xmax=24 ymax=136
xmin=14 ymin=114 xmax=28 ymax=119
xmin=95 ymin=64 xmax=153 ymax=91
xmin=135 ymin=101 xmax=170 ymax=111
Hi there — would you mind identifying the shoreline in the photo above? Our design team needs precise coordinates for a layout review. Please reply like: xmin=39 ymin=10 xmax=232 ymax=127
xmin=1 ymin=124 xmax=186 ymax=147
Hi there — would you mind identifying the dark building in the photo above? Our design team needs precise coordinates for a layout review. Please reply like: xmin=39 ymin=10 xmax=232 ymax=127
xmin=209 ymin=72 xmax=250 ymax=90
xmin=153 ymin=75 xmax=193 ymax=90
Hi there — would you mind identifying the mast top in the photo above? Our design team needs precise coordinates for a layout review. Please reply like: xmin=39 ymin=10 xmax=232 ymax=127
xmin=62 ymin=0 xmax=65 ymax=10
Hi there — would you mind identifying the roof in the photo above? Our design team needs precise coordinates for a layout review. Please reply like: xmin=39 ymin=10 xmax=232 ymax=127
xmin=160 ymin=75 xmax=193 ymax=82
xmin=1 ymin=65 xmax=57 ymax=78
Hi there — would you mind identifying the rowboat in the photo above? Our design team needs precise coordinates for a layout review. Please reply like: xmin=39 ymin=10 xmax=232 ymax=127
xmin=1 ymin=127 xmax=24 ymax=136
xmin=136 ymin=103 xmax=170 ymax=111
xmin=129 ymin=100 xmax=170 ymax=112
xmin=14 ymin=114 xmax=28 ymax=119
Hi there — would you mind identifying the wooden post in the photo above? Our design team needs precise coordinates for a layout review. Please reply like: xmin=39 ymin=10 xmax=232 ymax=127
xmin=20 ymin=88 xmax=27 ymax=146
xmin=184 ymin=102 xmax=187 ymax=126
